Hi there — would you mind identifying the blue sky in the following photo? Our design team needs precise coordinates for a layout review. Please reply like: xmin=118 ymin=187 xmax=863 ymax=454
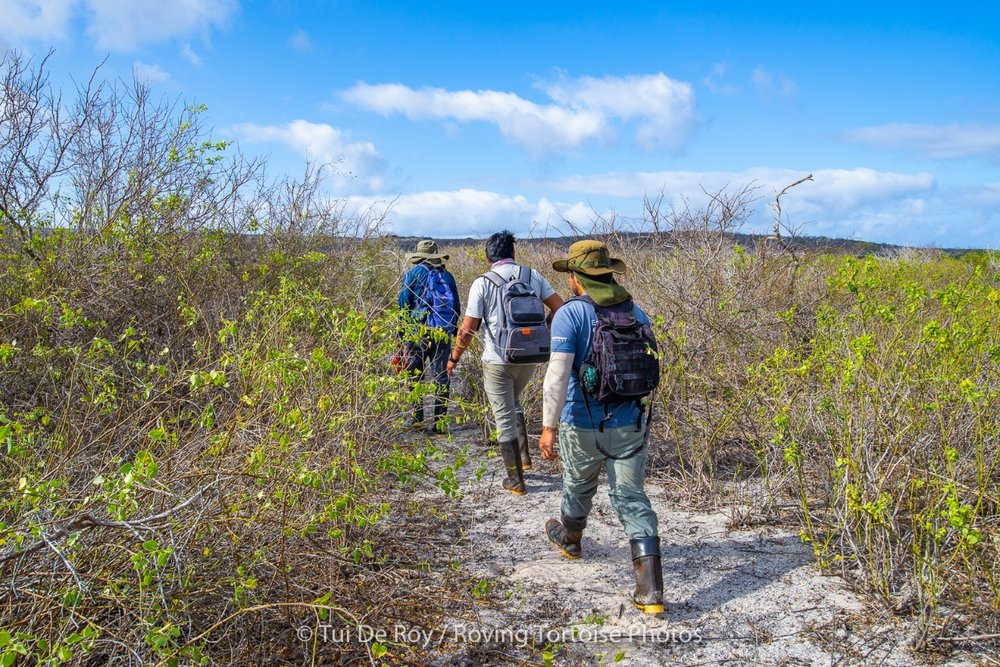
xmin=3 ymin=1 xmax=999 ymax=247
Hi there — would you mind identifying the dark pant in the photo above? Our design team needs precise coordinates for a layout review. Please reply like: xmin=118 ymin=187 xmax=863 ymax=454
xmin=405 ymin=337 xmax=451 ymax=420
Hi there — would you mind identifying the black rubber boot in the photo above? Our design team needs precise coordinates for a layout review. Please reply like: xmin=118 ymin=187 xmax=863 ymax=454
xmin=498 ymin=438 xmax=526 ymax=495
xmin=427 ymin=397 xmax=448 ymax=435
xmin=545 ymin=518 xmax=582 ymax=559
xmin=630 ymin=536 xmax=665 ymax=614
xmin=515 ymin=411 xmax=532 ymax=471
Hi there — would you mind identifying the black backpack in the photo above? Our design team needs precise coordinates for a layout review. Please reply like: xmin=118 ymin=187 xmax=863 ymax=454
xmin=483 ymin=266 xmax=551 ymax=364
xmin=576 ymin=295 xmax=660 ymax=459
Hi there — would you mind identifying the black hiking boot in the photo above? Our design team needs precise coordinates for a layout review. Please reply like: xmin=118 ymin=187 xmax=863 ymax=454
xmin=630 ymin=536 xmax=665 ymax=614
xmin=515 ymin=411 xmax=532 ymax=471
xmin=498 ymin=438 xmax=526 ymax=495
xmin=545 ymin=518 xmax=583 ymax=559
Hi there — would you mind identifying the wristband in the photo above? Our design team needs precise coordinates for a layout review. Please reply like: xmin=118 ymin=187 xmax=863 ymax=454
xmin=449 ymin=356 xmax=460 ymax=364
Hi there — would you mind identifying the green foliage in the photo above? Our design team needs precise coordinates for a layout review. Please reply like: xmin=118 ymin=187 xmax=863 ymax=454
xmin=0 ymin=219 xmax=473 ymax=663
xmin=750 ymin=254 xmax=998 ymax=632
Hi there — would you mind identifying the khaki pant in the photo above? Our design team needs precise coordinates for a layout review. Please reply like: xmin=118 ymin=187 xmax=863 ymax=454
xmin=557 ymin=424 xmax=658 ymax=539
xmin=482 ymin=363 xmax=537 ymax=442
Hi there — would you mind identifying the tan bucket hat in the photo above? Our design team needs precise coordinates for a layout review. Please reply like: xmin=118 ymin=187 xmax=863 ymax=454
xmin=552 ymin=239 xmax=626 ymax=276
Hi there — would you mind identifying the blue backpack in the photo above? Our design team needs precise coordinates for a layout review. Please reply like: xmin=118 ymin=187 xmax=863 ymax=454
xmin=417 ymin=265 xmax=458 ymax=334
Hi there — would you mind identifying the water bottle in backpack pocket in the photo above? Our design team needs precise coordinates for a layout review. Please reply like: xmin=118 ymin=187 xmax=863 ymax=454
xmin=483 ymin=266 xmax=550 ymax=364
xmin=576 ymin=294 xmax=660 ymax=459
xmin=578 ymin=295 xmax=660 ymax=405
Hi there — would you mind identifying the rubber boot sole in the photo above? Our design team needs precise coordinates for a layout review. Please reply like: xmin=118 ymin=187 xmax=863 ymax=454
xmin=549 ymin=540 xmax=580 ymax=560
xmin=634 ymin=601 xmax=665 ymax=614
xmin=503 ymin=483 xmax=526 ymax=496
xmin=545 ymin=520 xmax=582 ymax=560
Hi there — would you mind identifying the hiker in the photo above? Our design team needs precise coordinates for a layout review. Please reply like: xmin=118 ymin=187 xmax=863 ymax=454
xmin=447 ymin=230 xmax=564 ymax=494
xmin=398 ymin=239 xmax=462 ymax=434
xmin=538 ymin=239 xmax=664 ymax=614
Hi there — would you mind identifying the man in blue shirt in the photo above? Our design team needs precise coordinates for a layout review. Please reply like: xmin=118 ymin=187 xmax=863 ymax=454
xmin=538 ymin=239 xmax=664 ymax=614
xmin=398 ymin=239 xmax=462 ymax=434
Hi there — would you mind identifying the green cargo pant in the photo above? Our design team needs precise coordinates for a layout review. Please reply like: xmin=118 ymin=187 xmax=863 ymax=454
xmin=557 ymin=423 xmax=658 ymax=540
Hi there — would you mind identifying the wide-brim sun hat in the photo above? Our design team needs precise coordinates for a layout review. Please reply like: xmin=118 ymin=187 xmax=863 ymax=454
xmin=406 ymin=239 xmax=450 ymax=264
xmin=552 ymin=239 xmax=626 ymax=276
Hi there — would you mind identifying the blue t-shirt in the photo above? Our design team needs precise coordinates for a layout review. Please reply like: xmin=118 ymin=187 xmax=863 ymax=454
xmin=550 ymin=297 xmax=652 ymax=429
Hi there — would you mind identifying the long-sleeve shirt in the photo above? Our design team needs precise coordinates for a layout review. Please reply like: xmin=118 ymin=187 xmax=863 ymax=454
xmin=397 ymin=262 xmax=462 ymax=334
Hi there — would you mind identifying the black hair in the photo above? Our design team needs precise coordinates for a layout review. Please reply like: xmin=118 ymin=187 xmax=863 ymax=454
xmin=484 ymin=230 xmax=516 ymax=262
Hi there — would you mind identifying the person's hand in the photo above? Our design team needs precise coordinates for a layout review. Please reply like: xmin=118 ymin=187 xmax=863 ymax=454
xmin=446 ymin=359 xmax=457 ymax=376
xmin=539 ymin=426 xmax=559 ymax=460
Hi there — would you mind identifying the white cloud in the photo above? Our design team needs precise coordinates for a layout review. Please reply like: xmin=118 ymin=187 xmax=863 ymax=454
xmin=843 ymin=122 xmax=1000 ymax=159
xmin=288 ymin=29 xmax=311 ymax=53
xmin=342 ymin=190 xmax=605 ymax=238
xmin=540 ymin=73 xmax=695 ymax=151
xmin=345 ymin=190 xmax=534 ymax=236
xmin=180 ymin=43 xmax=202 ymax=65
xmin=342 ymin=72 xmax=696 ymax=155
xmin=234 ymin=120 xmax=385 ymax=193
xmin=541 ymin=167 xmax=934 ymax=212
xmin=0 ymin=0 xmax=79 ymax=42
xmin=331 ymin=169 xmax=987 ymax=247
xmin=84 ymin=0 xmax=238 ymax=51
xmin=133 ymin=61 xmax=171 ymax=84
xmin=0 ymin=0 xmax=236 ymax=50
xmin=751 ymin=67 xmax=797 ymax=103
xmin=342 ymin=82 xmax=606 ymax=155
xmin=535 ymin=167 xmax=946 ymax=242
xmin=962 ymin=182 xmax=1000 ymax=207
xmin=703 ymin=62 xmax=739 ymax=96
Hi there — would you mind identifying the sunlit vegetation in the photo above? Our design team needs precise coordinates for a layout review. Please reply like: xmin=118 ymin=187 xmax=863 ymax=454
xmin=1 ymin=50 xmax=996 ymax=663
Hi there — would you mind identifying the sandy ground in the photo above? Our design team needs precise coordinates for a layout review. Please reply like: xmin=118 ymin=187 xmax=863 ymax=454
xmin=411 ymin=423 xmax=987 ymax=667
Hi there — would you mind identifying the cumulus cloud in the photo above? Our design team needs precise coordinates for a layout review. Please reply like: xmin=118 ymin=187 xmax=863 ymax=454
xmin=0 ymin=0 xmax=79 ymax=42
xmin=233 ymin=120 xmax=385 ymax=193
xmin=334 ymin=169 xmax=984 ymax=246
xmin=84 ymin=0 xmax=238 ymax=51
xmin=342 ymin=82 xmax=606 ymax=155
xmin=540 ymin=73 xmax=695 ymax=151
xmin=541 ymin=167 xmax=934 ymax=211
xmin=342 ymin=72 xmax=696 ymax=155
xmin=1 ymin=0 xmax=237 ymax=51
xmin=752 ymin=67 xmax=797 ymax=103
xmin=843 ymin=122 xmax=1000 ymax=159
xmin=534 ymin=167 xmax=950 ymax=243
xmin=341 ymin=190 xmax=603 ymax=238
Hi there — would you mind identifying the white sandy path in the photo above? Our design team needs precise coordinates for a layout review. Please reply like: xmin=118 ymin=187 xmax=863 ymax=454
xmin=426 ymin=430 xmax=975 ymax=667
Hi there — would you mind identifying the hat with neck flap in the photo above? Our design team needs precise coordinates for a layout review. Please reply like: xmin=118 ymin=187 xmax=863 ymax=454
xmin=553 ymin=239 xmax=630 ymax=306
xmin=552 ymin=239 xmax=627 ymax=276
xmin=406 ymin=239 xmax=449 ymax=266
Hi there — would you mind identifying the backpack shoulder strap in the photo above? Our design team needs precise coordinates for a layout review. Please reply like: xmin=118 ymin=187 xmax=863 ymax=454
xmin=482 ymin=270 xmax=506 ymax=288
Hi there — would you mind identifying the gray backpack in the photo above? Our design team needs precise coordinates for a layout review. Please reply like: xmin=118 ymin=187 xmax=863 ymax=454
xmin=483 ymin=266 xmax=550 ymax=364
